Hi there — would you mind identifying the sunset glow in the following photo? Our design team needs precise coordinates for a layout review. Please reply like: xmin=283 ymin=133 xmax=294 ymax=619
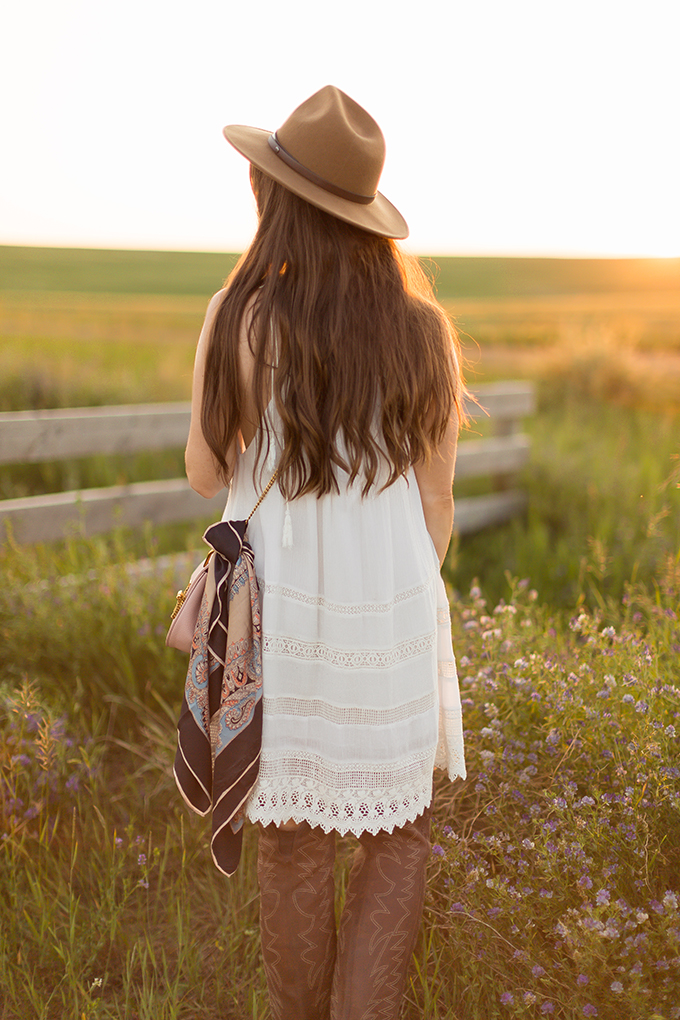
xmin=1 ymin=0 xmax=678 ymax=258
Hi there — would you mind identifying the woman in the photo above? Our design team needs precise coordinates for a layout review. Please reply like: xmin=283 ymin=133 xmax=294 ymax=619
xmin=185 ymin=86 xmax=466 ymax=1020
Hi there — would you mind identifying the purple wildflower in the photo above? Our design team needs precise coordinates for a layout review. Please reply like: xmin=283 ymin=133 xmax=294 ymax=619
xmin=500 ymin=992 xmax=514 ymax=1005
xmin=583 ymin=1006 xmax=598 ymax=1017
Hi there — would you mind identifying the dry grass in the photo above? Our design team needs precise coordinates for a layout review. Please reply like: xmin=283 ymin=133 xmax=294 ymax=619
xmin=0 ymin=291 xmax=206 ymax=345
xmin=2 ymin=288 xmax=679 ymax=421
xmin=447 ymin=290 xmax=680 ymax=352
xmin=0 ymin=293 xmax=201 ymax=409
xmin=449 ymin=292 xmax=680 ymax=414
xmin=3 ymin=289 xmax=679 ymax=415
xmin=4 ymin=288 xmax=678 ymax=353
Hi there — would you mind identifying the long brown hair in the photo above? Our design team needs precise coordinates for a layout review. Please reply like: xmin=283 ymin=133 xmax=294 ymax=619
xmin=201 ymin=166 xmax=464 ymax=499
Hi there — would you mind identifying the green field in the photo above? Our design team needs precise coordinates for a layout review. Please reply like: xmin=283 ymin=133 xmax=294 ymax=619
xmin=1 ymin=245 xmax=679 ymax=1019
xmin=2 ymin=243 xmax=679 ymax=298
xmin=0 ymin=245 xmax=239 ymax=297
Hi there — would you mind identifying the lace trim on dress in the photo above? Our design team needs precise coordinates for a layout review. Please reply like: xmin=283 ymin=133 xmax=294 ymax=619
xmin=255 ymin=748 xmax=432 ymax=787
xmin=259 ymin=576 xmax=435 ymax=615
xmin=262 ymin=633 xmax=435 ymax=669
xmin=435 ymin=710 xmax=466 ymax=781
xmin=262 ymin=690 xmax=436 ymax=726
xmin=246 ymin=748 xmax=435 ymax=836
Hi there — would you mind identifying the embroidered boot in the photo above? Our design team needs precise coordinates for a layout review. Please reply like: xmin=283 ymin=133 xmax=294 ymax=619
xmin=257 ymin=821 xmax=337 ymax=1020
xmin=330 ymin=808 xmax=431 ymax=1020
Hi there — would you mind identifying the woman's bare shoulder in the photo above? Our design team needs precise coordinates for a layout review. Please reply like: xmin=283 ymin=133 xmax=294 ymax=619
xmin=200 ymin=288 xmax=257 ymax=360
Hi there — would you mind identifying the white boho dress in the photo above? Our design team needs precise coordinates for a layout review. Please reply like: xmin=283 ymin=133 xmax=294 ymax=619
xmin=222 ymin=401 xmax=466 ymax=837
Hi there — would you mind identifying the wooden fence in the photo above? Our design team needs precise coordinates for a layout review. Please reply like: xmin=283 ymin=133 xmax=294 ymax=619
xmin=0 ymin=382 xmax=535 ymax=545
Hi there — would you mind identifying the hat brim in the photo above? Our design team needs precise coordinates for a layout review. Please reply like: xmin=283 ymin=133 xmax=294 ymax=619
xmin=223 ymin=124 xmax=409 ymax=240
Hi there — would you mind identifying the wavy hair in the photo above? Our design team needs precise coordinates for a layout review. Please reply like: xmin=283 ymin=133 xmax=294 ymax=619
xmin=201 ymin=166 xmax=465 ymax=499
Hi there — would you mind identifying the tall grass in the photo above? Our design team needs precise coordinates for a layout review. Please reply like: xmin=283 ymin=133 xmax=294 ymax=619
xmin=449 ymin=385 xmax=680 ymax=609
xmin=0 ymin=531 xmax=193 ymax=733
xmin=0 ymin=332 xmax=194 ymax=411
xmin=0 ymin=681 xmax=266 ymax=1020
xmin=423 ymin=561 xmax=680 ymax=1019
xmin=1 ymin=535 xmax=678 ymax=1018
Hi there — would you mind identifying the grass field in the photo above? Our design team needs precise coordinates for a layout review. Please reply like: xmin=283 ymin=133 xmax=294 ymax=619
xmin=0 ymin=245 xmax=239 ymax=296
xmin=2 ymin=245 xmax=679 ymax=414
xmin=1 ymin=246 xmax=679 ymax=1019
xmin=2 ymin=244 xmax=679 ymax=298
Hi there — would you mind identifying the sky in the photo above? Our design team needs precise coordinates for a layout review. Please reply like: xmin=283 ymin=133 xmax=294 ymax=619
xmin=1 ymin=0 xmax=679 ymax=258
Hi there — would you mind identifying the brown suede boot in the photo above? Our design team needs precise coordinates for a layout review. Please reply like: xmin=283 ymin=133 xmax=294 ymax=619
xmin=257 ymin=822 xmax=337 ymax=1020
xmin=330 ymin=808 xmax=432 ymax=1020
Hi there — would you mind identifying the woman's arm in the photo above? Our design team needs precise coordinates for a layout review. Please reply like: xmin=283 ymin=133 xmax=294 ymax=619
xmin=413 ymin=411 xmax=458 ymax=566
xmin=185 ymin=291 xmax=260 ymax=498
xmin=185 ymin=292 xmax=234 ymax=498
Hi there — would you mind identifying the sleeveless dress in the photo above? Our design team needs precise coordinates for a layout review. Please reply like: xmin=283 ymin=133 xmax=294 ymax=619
xmin=222 ymin=402 xmax=466 ymax=837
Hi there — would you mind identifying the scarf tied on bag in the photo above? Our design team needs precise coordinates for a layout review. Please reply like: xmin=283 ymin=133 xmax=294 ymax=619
xmin=173 ymin=519 xmax=263 ymax=876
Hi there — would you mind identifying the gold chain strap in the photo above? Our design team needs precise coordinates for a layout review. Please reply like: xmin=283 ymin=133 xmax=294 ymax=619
xmin=170 ymin=469 xmax=279 ymax=620
xmin=246 ymin=468 xmax=279 ymax=523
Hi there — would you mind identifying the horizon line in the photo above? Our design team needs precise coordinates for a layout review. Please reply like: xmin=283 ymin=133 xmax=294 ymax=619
xmin=1 ymin=240 xmax=679 ymax=261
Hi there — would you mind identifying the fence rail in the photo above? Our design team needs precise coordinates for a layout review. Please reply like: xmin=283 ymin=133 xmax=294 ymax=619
xmin=0 ymin=382 xmax=535 ymax=544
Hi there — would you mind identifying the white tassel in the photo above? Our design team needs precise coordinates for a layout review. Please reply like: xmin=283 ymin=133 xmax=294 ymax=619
xmin=282 ymin=504 xmax=293 ymax=548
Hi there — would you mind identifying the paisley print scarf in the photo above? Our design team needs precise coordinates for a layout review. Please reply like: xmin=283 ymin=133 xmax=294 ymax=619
xmin=173 ymin=519 xmax=263 ymax=876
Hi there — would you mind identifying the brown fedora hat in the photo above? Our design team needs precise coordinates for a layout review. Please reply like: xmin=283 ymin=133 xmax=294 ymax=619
xmin=223 ymin=86 xmax=408 ymax=240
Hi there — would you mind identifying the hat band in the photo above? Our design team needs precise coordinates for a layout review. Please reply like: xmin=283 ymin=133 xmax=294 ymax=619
xmin=268 ymin=133 xmax=376 ymax=206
